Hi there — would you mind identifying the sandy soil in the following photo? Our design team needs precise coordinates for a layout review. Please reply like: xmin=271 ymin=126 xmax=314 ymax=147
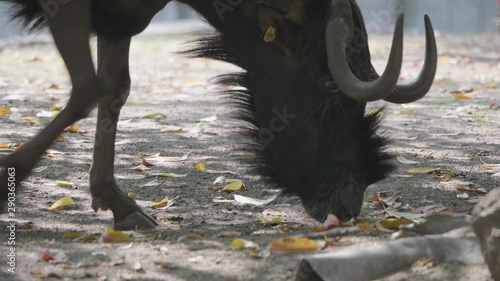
xmin=0 ymin=30 xmax=499 ymax=281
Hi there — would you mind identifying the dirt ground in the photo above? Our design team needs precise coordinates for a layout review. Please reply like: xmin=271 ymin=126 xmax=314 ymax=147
xmin=0 ymin=28 xmax=499 ymax=281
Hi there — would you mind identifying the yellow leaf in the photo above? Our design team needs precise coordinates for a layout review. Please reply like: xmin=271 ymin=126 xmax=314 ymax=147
xmin=0 ymin=105 xmax=12 ymax=117
xmin=65 ymin=123 xmax=86 ymax=133
xmin=50 ymin=197 xmax=75 ymax=210
xmin=99 ymin=227 xmax=131 ymax=243
xmin=356 ymin=223 xmax=375 ymax=232
xmin=480 ymin=158 xmax=500 ymax=167
xmin=401 ymin=167 xmax=438 ymax=174
xmin=128 ymin=192 xmax=137 ymax=198
xmin=394 ymin=109 xmax=417 ymax=115
xmin=55 ymin=180 xmax=73 ymax=187
xmin=378 ymin=218 xmax=413 ymax=230
xmin=23 ymin=115 xmax=43 ymax=124
xmin=150 ymin=198 xmax=169 ymax=208
xmin=139 ymin=113 xmax=166 ymax=119
xmin=161 ymin=127 xmax=183 ymax=133
xmin=269 ymin=237 xmax=320 ymax=254
xmin=438 ymin=56 xmax=451 ymax=63
xmin=230 ymin=238 xmax=259 ymax=250
xmin=375 ymin=221 xmax=394 ymax=233
xmin=249 ymin=252 xmax=263 ymax=259
xmin=221 ymin=181 xmax=245 ymax=193
xmin=63 ymin=232 xmax=82 ymax=238
xmin=193 ymin=163 xmax=207 ymax=172
xmin=483 ymin=81 xmax=498 ymax=89
xmin=258 ymin=218 xmax=285 ymax=223
xmin=452 ymin=94 xmax=472 ymax=99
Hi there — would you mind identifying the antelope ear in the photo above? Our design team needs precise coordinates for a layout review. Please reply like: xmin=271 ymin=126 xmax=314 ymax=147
xmin=256 ymin=5 xmax=293 ymax=46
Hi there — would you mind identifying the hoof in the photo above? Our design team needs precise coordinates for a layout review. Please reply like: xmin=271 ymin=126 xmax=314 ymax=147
xmin=114 ymin=211 xmax=158 ymax=230
xmin=91 ymin=196 xmax=105 ymax=212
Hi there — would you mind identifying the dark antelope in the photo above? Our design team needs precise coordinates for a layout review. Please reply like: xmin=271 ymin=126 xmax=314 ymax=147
xmin=0 ymin=0 xmax=437 ymax=229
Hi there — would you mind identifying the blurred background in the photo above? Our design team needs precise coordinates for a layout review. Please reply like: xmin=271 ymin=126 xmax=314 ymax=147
xmin=0 ymin=0 xmax=498 ymax=44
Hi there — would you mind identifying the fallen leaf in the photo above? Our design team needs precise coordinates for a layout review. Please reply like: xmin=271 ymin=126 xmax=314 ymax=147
xmin=45 ymin=149 xmax=70 ymax=156
xmin=221 ymin=181 xmax=245 ymax=193
xmin=384 ymin=208 xmax=426 ymax=220
xmin=140 ymin=178 xmax=160 ymax=188
xmin=139 ymin=113 xmax=166 ymax=119
xmin=452 ymin=94 xmax=472 ymax=99
xmin=213 ymin=176 xmax=227 ymax=186
xmin=364 ymin=192 xmax=402 ymax=208
xmin=147 ymin=172 xmax=189 ymax=178
xmin=150 ymin=198 xmax=169 ymax=208
xmin=42 ymin=252 xmax=55 ymax=261
xmin=56 ymin=180 xmax=73 ymax=187
xmin=195 ymin=115 xmax=217 ymax=122
xmin=144 ymin=152 xmax=191 ymax=163
xmin=65 ymin=123 xmax=86 ymax=133
xmin=450 ymin=88 xmax=473 ymax=94
xmin=131 ymin=164 xmax=152 ymax=172
xmin=63 ymin=232 xmax=82 ymax=238
xmin=193 ymin=162 xmax=207 ymax=172
xmin=375 ymin=221 xmax=394 ymax=233
xmin=233 ymin=194 xmax=277 ymax=206
xmin=401 ymin=167 xmax=439 ymax=174
xmin=480 ymin=159 xmax=500 ymax=167
xmin=37 ymin=110 xmax=59 ymax=118
xmin=438 ymin=56 xmax=451 ymax=63
xmin=0 ymin=105 xmax=12 ymax=117
xmin=249 ymin=251 xmax=263 ymax=259
xmin=258 ymin=218 xmax=285 ymax=224
xmin=482 ymin=81 xmax=498 ymax=89
xmin=394 ymin=109 xmax=417 ymax=115
xmin=269 ymin=237 xmax=320 ymax=254
xmin=139 ymin=154 xmax=154 ymax=166
xmin=356 ymin=223 xmax=375 ymax=231
xmin=22 ymin=115 xmax=43 ymax=124
xmin=49 ymin=197 xmax=75 ymax=210
xmin=396 ymin=155 xmax=420 ymax=164
xmin=412 ymin=205 xmax=447 ymax=215
xmin=205 ymin=218 xmax=251 ymax=225
xmin=116 ymin=174 xmax=146 ymax=180
xmin=219 ymin=231 xmax=242 ymax=237
xmin=99 ymin=227 xmax=132 ymax=243
xmin=161 ymin=127 xmax=183 ymax=133
xmin=32 ymin=165 xmax=48 ymax=173
xmin=378 ymin=218 xmax=414 ymax=230
xmin=135 ymin=200 xmax=155 ymax=208
xmin=230 ymin=238 xmax=259 ymax=250
xmin=453 ymin=186 xmax=487 ymax=194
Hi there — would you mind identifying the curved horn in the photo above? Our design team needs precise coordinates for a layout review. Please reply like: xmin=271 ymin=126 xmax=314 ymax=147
xmin=383 ymin=15 xmax=438 ymax=104
xmin=326 ymin=0 xmax=404 ymax=102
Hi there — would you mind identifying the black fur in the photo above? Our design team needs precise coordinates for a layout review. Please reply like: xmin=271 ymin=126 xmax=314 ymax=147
xmin=2 ymin=0 xmax=395 ymax=222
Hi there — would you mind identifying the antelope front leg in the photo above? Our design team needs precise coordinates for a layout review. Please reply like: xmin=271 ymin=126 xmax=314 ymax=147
xmin=89 ymin=35 xmax=157 ymax=230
